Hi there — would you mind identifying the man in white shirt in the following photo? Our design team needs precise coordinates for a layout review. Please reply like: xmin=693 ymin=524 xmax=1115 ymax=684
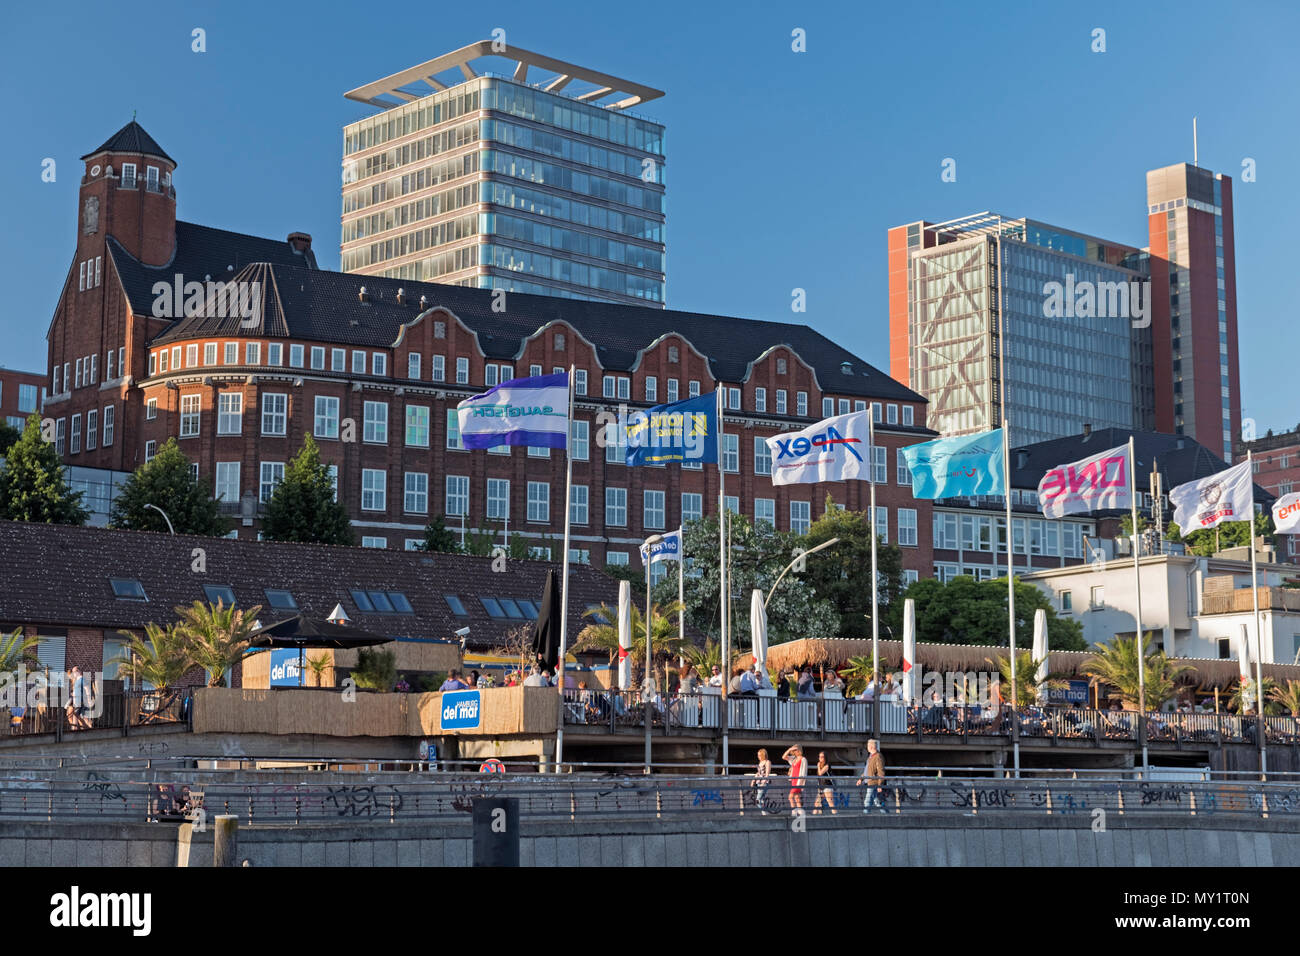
xmin=522 ymin=666 xmax=549 ymax=687
xmin=707 ymin=665 xmax=723 ymax=687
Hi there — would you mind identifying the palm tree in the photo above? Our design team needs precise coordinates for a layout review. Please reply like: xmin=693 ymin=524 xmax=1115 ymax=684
xmin=111 ymin=622 xmax=192 ymax=717
xmin=986 ymin=650 xmax=1068 ymax=708
xmin=682 ymin=639 xmax=722 ymax=677
xmin=1269 ymin=679 xmax=1300 ymax=716
xmin=306 ymin=653 xmax=331 ymax=688
xmin=576 ymin=600 xmax=687 ymax=688
xmin=1231 ymin=676 xmax=1281 ymax=715
xmin=173 ymin=600 xmax=263 ymax=687
xmin=0 ymin=627 xmax=39 ymax=674
xmin=1081 ymin=634 xmax=1192 ymax=710
xmin=841 ymin=656 xmax=890 ymax=697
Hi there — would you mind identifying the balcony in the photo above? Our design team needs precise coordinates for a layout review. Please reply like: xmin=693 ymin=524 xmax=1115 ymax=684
xmin=1201 ymin=585 xmax=1300 ymax=615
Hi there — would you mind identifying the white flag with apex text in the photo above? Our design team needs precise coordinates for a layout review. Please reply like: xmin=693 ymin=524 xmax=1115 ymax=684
xmin=1168 ymin=460 xmax=1254 ymax=536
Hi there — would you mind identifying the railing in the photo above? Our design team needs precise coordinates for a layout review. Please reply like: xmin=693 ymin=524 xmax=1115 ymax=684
xmin=562 ymin=690 xmax=883 ymax=736
xmin=5 ymin=688 xmax=193 ymax=740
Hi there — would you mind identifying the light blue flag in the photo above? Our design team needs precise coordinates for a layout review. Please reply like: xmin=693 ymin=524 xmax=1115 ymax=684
xmin=901 ymin=428 xmax=1006 ymax=499
xmin=639 ymin=529 xmax=682 ymax=565
xmin=456 ymin=372 xmax=568 ymax=450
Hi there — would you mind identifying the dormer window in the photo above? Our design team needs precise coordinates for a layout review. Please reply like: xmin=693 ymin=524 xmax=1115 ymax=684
xmin=110 ymin=578 xmax=148 ymax=601
xmin=840 ymin=362 xmax=853 ymax=375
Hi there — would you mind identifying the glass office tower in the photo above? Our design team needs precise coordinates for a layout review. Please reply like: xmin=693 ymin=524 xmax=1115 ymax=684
xmin=342 ymin=44 xmax=666 ymax=307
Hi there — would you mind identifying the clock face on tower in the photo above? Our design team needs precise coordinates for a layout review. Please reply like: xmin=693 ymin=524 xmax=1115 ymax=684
xmin=82 ymin=195 xmax=99 ymax=236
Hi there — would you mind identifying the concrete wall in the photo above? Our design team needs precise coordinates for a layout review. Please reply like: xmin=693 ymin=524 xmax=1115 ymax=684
xmin=4 ymin=814 xmax=1297 ymax=867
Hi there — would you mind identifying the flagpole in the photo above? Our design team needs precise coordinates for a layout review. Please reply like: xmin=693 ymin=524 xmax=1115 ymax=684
xmin=554 ymin=366 xmax=575 ymax=772
xmin=1003 ymin=420 xmax=1019 ymax=777
xmin=717 ymin=386 xmax=729 ymax=774
xmin=1129 ymin=435 xmax=1149 ymax=775
xmin=1248 ymin=449 xmax=1268 ymax=777
xmin=869 ymin=414 xmax=880 ymax=698
xmin=678 ymin=523 xmax=685 ymax=660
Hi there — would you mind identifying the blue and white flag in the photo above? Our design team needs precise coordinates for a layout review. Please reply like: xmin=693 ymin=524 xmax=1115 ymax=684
xmin=901 ymin=428 xmax=1006 ymax=499
xmin=456 ymin=372 xmax=569 ymax=450
xmin=625 ymin=392 xmax=718 ymax=465
xmin=640 ymin=529 xmax=682 ymax=565
xmin=766 ymin=411 xmax=870 ymax=485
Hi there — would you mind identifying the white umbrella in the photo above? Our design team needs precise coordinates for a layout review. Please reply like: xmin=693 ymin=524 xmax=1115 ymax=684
xmin=1235 ymin=624 xmax=1253 ymax=710
xmin=901 ymin=598 xmax=916 ymax=704
xmin=750 ymin=589 xmax=768 ymax=670
xmin=617 ymin=579 xmax=632 ymax=691
xmin=1032 ymin=608 xmax=1049 ymax=695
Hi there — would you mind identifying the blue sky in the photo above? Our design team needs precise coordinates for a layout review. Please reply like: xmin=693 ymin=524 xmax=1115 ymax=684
xmin=3 ymin=0 xmax=1298 ymax=433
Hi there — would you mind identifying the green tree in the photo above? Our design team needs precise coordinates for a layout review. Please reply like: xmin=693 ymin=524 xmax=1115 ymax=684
xmin=1230 ymin=676 xmax=1281 ymax=715
xmin=1269 ymin=679 xmax=1300 ymax=716
xmin=576 ymin=600 xmax=687 ymax=688
xmin=261 ymin=435 xmax=354 ymax=546
xmin=108 ymin=438 xmax=230 ymax=536
xmin=111 ymin=622 xmax=193 ymax=710
xmin=802 ymin=496 xmax=902 ymax=639
xmin=0 ymin=627 xmax=40 ymax=673
xmin=890 ymin=576 xmax=1085 ymax=651
xmin=1081 ymin=634 xmax=1192 ymax=709
xmin=350 ymin=647 xmax=396 ymax=691
xmin=417 ymin=514 xmax=460 ymax=553
xmin=986 ymin=649 xmax=1068 ymax=708
xmin=0 ymin=416 xmax=88 ymax=525
xmin=0 ymin=418 xmax=23 ymax=456
xmin=173 ymin=600 xmax=264 ymax=687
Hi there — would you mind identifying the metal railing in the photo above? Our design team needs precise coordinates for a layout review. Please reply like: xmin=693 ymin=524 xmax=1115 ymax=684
xmin=5 ymin=688 xmax=193 ymax=741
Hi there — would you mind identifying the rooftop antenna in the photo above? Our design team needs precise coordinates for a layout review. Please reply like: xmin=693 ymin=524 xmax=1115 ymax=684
xmin=1193 ymin=116 xmax=1198 ymax=167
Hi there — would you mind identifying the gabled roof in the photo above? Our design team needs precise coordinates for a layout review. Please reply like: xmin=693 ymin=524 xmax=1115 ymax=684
xmin=145 ymin=260 xmax=924 ymax=401
xmin=81 ymin=120 xmax=175 ymax=165
xmin=0 ymin=521 xmax=617 ymax=651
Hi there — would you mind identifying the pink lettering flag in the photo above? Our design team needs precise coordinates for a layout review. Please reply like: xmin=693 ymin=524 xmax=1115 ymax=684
xmin=1037 ymin=444 xmax=1132 ymax=518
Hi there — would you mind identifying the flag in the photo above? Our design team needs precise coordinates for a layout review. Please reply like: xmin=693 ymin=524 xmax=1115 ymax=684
xmin=639 ymin=529 xmax=682 ymax=565
xmin=1168 ymin=460 xmax=1254 ymax=535
xmin=456 ymin=372 xmax=568 ymax=450
xmin=766 ymin=410 xmax=870 ymax=485
xmin=1273 ymin=492 xmax=1300 ymax=535
xmin=901 ymin=428 xmax=1005 ymax=499
xmin=531 ymin=569 xmax=562 ymax=672
xmin=624 ymin=392 xmax=718 ymax=465
xmin=1037 ymin=444 xmax=1131 ymax=518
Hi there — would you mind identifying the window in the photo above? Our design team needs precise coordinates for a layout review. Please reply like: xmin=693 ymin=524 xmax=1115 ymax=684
xmin=372 ymin=353 xmax=386 ymax=376
xmin=224 ymin=343 xmax=237 ymax=365
xmin=203 ymin=585 xmax=237 ymax=607
xmin=259 ymin=462 xmax=284 ymax=502
xmin=776 ymin=390 xmax=787 ymax=415
xmin=487 ymin=478 xmax=510 ymax=519
xmin=408 ymin=353 xmax=421 ymax=379
xmin=554 ymin=332 xmax=566 ymax=350
xmin=310 ymin=347 xmax=325 ymax=370
xmin=617 ymin=377 xmax=630 ymax=400
xmin=667 ymin=379 xmax=679 ymax=403
xmin=872 ymin=402 xmax=882 ymax=423
xmin=682 ymin=493 xmax=703 ymax=522
xmin=444 ymin=594 xmax=467 ymax=616
xmin=606 ymin=487 xmax=627 ymax=526
xmin=571 ymin=420 xmax=589 ymax=460
xmin=755 ymin=498 xmax=775 ymax=527
xmin=361 ymin=469 xmax=387 ymax=511
xmin=110 ymin=578 xmax=147 ymax=601
xmin=180 ymin=394 xmax=201 ymax=437
xmin=1090 ymin=586 xmax=1105 ymax=609
xmin=728 ymin=387 xmax=741 ymax=410
xmin=1061 ymin=591 xmax=1073 ymax=613
xmin=445 ymin=475 xmax=469 ymax=516
xmin=361 ymin=537 xmax=388 ymax=549
xmin=903 ymin=570 xmax=919 ymax=586
xmin=363 ymin=401 xmax=388 ymax=443
xmin=897 ymin=449 xmax=911 ymax=485
xmin=405 ymin=405 xmax=430 ymax=446
xmin=261 ymin=393 xmax=287 ymax=436
xmin=79 ymin=261 xmax=86 ymax=291
xmin=185 ymin=344 xmax=198 ymax=368
xmin=689 ymin=380 xmax=700 ymax=398
xmin=456 ymin=357 xmax=469 ymax=383
xmin=432 ymin=355 xmax=445 ymax=381
xmin=607 ymin=552 xmax=629 ymax=567
xmin=214 ymin=462 xmax=240 ymax=502
xmin=755 ymin=387 xmax=766 ymax=413
xmin=872 ymin=445 xmax=886 ymax=483
xmin=332 ymin=349 xmax=346 ymax=372
xmin=404 ymin=472 xmax=429 ymax=514
xmin=104 ymin=351 xmax=114 ymax=381
xmin=527 ymin=481 xmax=550 ymax=522
xmin=839 ymin=399 xmax=850 ymax=415
xmin=528 ymin=444 xmax=550 ymax=459
xmin=70 ymin=415 xmax=81 ymax=454
xmin=603 ymin=375 xmax=616 ymax=398
xmin=480 ymin=597 xmax=506 ymax=619
xmin=314 ymin=396 xmax=339 ymax=439
xmin=574 ymin=369 xmax=587 ymax=395
xmin=571 ymin=484 xmax=589 ymax=524
xmin=887 ymin=404 xmax=898 ymax=425
xmin=644 ymin=490 xmax=665 ymax=529
xmin=89 ymin=354 xmax=97 ymax=383
xmin=246 ymin=342 xmax=260 ymax=366
xmin=645 ymin=376 xmax=657 ymax=402
xmin=217 ymin=393 xmax=243 ymax=435
xmin=790 ymin=501 xmax=811 ymax=534
xmin=268 ymin=343 xmax=282 ymax=367
xmin=204 ymin=343 xmax=218 ymax=367
xmin=145 ymin=397 xmax=157 ymax=421
xmin=722 ymin=433 xmax=739 ymax=473
xmin=823 ymin=398 xmax=833 ymax=417
xmin=102 ymin=405 xmax=114 ymax=446
xmin=86 ymin=409 xmax=97 ymax=450
xmin=55 ymin=418 xmax=65 ymax=455
xmin=351 ymin=350 xmax=366 ymax=375
xmin=605 ymin=422 xmax=626 ymax=464
xmin=796 ymin=392 xmax=808 ymax=417
xmin=264 ymin=589 xmax=298 ymax=610
xmin=754 ymin=437 xmax=772 ymax=476
xmin=446 ymin=409 xmax=461 ymax=449
xmin=855 ymin=401 xmax=866 ymax=412
xmin=902 ymin=405 xmax=914 ymax=426
xmin=874 ymin=505 xmax=888 ymax=544
xmin=899 ymin=508 xmax=918 ymax=547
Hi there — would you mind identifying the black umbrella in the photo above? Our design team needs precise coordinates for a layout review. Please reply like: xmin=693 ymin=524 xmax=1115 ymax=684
xmin=248 ymin=615 xmax=393 ymax=687
xmin=532 ymin=570 xmax=562 ymax=673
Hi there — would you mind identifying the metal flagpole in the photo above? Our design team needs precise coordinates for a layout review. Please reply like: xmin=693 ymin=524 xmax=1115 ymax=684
xmin=1129 ymin=436 xmax=1149 ymax=774
xmin=717 ymin=387 xmax=729 ymax=774
xmin=678 ymin=523 xmax=685 ymax=659
xmin=869 ymin=414 xmax=880 ymax=702
xmin=554 ymin=366 xmax=576 ymax=771
xmin=1248 ymin=450 xmax=1268 ymax=777
xmin=1003 ymin=420 xmax=1019 ymax=777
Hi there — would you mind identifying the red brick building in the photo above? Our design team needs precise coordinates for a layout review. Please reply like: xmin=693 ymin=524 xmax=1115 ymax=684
xmin=1238 ymin=428 xmax=1300 ymax=562
xmin=0 ymin=366 xmax=44 ymax=432
xmin=45 ymin=121 xmax=936 ymax=577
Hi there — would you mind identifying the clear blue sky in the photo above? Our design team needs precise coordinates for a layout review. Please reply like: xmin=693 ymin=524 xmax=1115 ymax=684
xmin=3 ymin=0 xmax=1297 ymax=433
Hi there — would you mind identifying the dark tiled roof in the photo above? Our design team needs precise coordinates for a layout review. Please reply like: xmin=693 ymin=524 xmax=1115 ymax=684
xmin=1007 ymin=427 xmax=1272 ymax=504
xmin=107 ymin=221 xmax=318 ymax=318
xmin=140 ymin=259 xmax=922 ymax=401
xmin=81 ymin=120 xmax=175 ymax=165
xmin=0 ymin=521 xmax=618 ymax=651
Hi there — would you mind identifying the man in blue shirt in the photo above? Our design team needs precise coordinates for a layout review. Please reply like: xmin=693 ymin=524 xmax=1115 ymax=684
xmin=439 ymin=669 xmax=469 ymax=691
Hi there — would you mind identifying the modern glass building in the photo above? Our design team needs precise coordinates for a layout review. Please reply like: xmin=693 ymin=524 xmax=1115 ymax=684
xmin=341 ymin=42 xmax=666 ymax=307
xmin=891 ymin=213 xmax=1154 ymax=444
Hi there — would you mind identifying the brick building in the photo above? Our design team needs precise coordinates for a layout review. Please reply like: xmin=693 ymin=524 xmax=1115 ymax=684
xmin=1238 ymin=428 xmax=1300 ymax=562
xmin=0 ymin=366 xmax=44 ymax=431
xmin=44 ymin=121 xmax=937 ymax=576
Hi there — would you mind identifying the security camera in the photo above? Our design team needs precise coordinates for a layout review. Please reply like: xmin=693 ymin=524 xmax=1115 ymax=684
xmin=454 ymin=627 xmax=470 ymax=637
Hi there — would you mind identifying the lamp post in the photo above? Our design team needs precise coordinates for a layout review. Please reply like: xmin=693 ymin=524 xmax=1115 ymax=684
xmin=765 ymin=537 xmax=840 ymax=610
xmin=144 ymin=503 xmax=175 ymax=535
xmin=641 ymin=533 xmax=664 ymax=773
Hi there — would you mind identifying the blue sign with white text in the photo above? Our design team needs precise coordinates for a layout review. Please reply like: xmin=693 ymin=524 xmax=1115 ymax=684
xmin=269 ymin=648 xmax=303 ymax=687
xmin=440 ymin=690 xmax=482 ymax=730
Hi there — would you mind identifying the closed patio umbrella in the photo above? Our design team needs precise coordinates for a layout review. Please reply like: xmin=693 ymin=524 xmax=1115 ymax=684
xmin=1032 ymin=608 xmax=1049 ymax=699
xmin=750 ymin=589 xmax=768 ymax=670
xmin=901 ymin=598 xmax=917 ymax=704
xmin=617 ymin=579 xmax=632 ymax=691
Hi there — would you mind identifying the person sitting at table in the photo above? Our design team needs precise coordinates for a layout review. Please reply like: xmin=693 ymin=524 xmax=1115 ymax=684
xmin=753 ymin=665 xmax=774 ymax=692
xmin=822 ymin=670 xmax=845 ymax=696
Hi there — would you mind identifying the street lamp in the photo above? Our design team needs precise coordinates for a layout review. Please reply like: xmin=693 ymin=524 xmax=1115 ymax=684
xmin=640 ymin=533 xmax=664 ymax=774
xmin=144 ymin=503 xmax=175 ymax=535
xmin=765 ymin=537 xmax=840 ymax=610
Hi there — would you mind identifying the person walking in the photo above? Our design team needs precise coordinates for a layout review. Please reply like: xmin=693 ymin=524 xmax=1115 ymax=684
xmin=812 ymin=751 xmax=837 ymax=814
xmin=857 ymin=739 xmax=887 ymax=814
xmin=782 ymin=744 xmax=807 ymax=815
xmin=751 ymin=748 xmax=773 ymax=815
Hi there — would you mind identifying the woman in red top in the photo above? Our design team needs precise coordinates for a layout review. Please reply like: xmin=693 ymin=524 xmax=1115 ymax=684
xmin=781 ymin=745 xmax=807 ymax=812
